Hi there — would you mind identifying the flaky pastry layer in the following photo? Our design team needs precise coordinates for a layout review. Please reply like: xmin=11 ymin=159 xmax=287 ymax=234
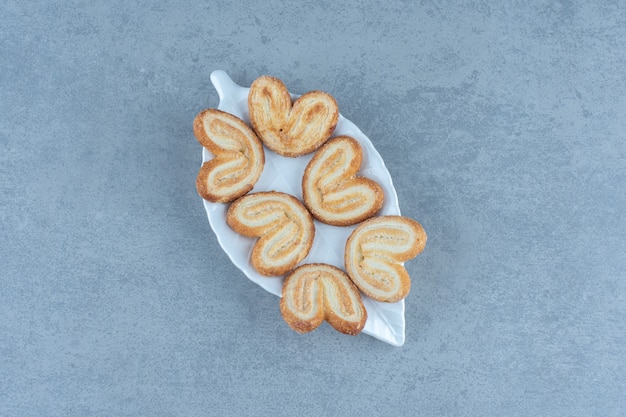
xmin=302 ymin=136 xmax=383 ymax=226
xmin=280 ymin=263 xmax=367 ymax=335
xmin=344 ymin=216 xmax=427 ymax=303
xmin=227 ymin=191 xmax=314 ymax=276
xmin=194 ymin=109 xmax=265 ymax=203
xmin=248 ymin=75 xmax=339 ymax=157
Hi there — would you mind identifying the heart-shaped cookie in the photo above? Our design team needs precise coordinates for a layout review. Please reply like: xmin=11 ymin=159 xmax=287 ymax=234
xmin=226 ymin=191 xmax=314 ymax=276
xmin=248 ymin=75 xmax=339 ymax=157
xmin=344 ymin=216 xmax=427 ymax=303
xmin=194 ymin=109 xmax=265 ymax=203
xmin=302 ymin=136 xmax=384 ymax=226
xmin=280 ymin=263 xmax=367 ymax=335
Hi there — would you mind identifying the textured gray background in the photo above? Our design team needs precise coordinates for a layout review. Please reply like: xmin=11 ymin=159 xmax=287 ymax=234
xmin=1 ymin=1 xmax=625 ymax=416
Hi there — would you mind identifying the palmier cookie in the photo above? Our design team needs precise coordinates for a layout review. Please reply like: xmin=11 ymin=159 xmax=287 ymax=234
xmin=194 ymin=109 xmax=265 ymax=203
xmin=248 ymin=75 xmax=339 ymax=157
xmin=344 ymin=216 xmax=427 ymax=303
xmin=226 ymin=192 xmax=314 ymax=276
xmin=302 ymin=136 xmax=384 ymax=226
xmin=280 ymin=264 xmax=367 ymax=335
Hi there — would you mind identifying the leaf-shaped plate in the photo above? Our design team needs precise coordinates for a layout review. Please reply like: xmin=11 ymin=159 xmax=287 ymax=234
xmin=200 ymin=70 xmax=405 ymax=346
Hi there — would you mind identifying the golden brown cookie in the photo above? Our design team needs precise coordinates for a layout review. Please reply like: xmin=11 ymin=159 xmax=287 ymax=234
xmin=226 ymin=191 xmax=314 ymax=276
xmin=302 ymin=136 xmax=384 ymax=226
xmin=248 ymin=75 xmax=339 ymax=157
xmin=280 ymin=263 xmax=367 ymax=335
xmin=194 ymin=109 xmax=265 ymax=203
xmin=344 ymin=216 xmax=427 ymax=303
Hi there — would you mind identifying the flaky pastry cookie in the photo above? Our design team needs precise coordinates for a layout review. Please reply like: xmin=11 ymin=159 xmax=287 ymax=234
xmin=302 ymin=136 xmax=384 ymax=226
xmin=280 ymin=263 xmax=367 ymax=335
xmin=226 ymin=191 xmax=314 ymax=276
xmin=248 ymin=75 xmax=339 ymax=157
xmin=344 ymin=216 xmax=427 ymax=303
xmin=194 ymin=109 xmax=265 ymax=203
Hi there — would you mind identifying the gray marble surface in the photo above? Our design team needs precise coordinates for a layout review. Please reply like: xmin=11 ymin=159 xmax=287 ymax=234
xmin=1 ymin=1 xmax=625 ymax=416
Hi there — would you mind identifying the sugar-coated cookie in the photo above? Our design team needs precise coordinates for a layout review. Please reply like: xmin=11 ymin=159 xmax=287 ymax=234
xmin=280 ymin=263 xmax=367 ymax=335
xmin=344 ymin=216 xmax=427 ymax=302
xmin=248 ymin=75 xmax=339 ymax=157
xmin=194 ymin=109 xmax=265 ymax=203
xmin=302 ymin=136 xmax=384 ymax=226
xmin=226 ymin=191 xmax=314 ymax=276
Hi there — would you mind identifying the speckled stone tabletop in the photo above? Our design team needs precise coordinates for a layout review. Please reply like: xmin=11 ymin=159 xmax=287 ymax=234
xmin=1 ymin=1 xmax=625 ymax=416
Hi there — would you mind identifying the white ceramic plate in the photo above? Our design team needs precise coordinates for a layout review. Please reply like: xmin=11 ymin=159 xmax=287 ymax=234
xmin=200 ymin=70 xmax=405 ymax=346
